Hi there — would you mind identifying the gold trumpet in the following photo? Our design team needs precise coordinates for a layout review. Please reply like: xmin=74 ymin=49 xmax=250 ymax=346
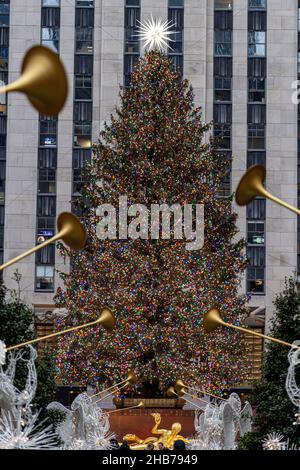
xmin=88 ymin=371 xmax=137 ymax=401
xmin=0 ymin=45 xmax=68 ymax=116
xmin=167 ymin=387 xmax=205 ymax=410
xmin=0 ymin=212 xmax=87 ymax=272
xmin=235 ymin=165 xmax=300 ymax=216
xmin=6 ymin=308 xmax=115 ymax=352
xmin=203 ymin=308 xmax=300 ymax=350
xmin=93 ymin=382 xmax=129 ymax=405
xmin=106 ymin=401 xmax=145 ymax=415
xmin=174 ymin=379 xmax=227 ymax=402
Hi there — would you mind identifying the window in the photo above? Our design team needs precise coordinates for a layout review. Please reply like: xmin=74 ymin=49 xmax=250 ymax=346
xmin=214 ymin=57 xmax=232 ymax=77
xmin=247 ymin=246 xmax=265 ymax=268
xmin=214 ymin=103 xmax=232 ymax=123
xmin=38 ymin=169 xmax=56 ymax=194
xmin=248 ymin=124 xmax=265 ymax=149
xmin=248 ymin=104 xmax=266 ymax=124
xmin=41 ymin=7 xmax=60 ymax=27
xmin=73 ymin=149 xmax=91 ymax=194
xmin=168 ymin=0 xmax=184 ymax=78
xmin=75 ymin=54 xmax=93 ymax=75
xmin=215 ymin=11 xmax=233 ymax=30
xmin=0 ymin=159 xmax=5 ymax=192
xmin=35 ymin=265 xmax=54 ymax=291
xmin=0 ymin=2 xmax=9 ymax=27
xmin=217 ymin=152 xmax=231 ymax=197
xmin=42 ymin=27 xmax=59 ymax=52
xmin=247 ymin=267 xmax=265 ymax=294
xmin=37 ymin=196 xmax=56 ymax=217
xmin=124 ymin=2 xmax=140 ymax=85
xmin=249 ymin=77 xmax=265 ymax=102
xmin=169 ymin=0 xmax=184 ymax=6
xmin=248 ymin=57 xmax=266 ymax=77
xmin=214 ymin=77 xmax=232 ymax=101
xmin=76 ymin=0 xmax=93 ymax=5
xmin=248 ymin=31 xmax=266 ymax=57
xmin=38 ymin=148 xmax=57 ymax=169
xmin=214 ymin=124 xmax=231 ymax=149
xmin=42 ymin=0 xmax=60 ymax=5
xmin=248 ymin=11 xmax=266 ymax=30
xmin=75 ymin=8 xmax=94 ymax=27
xmin=215 ymin=0 xmax=232 ymax=8
xmin=249 ymin=0 xmax=266 ymax=9
xmin=124 ymin=54 xmax=139 ymax=87
xmin=247 ymin=151 xmax=266 ymax=167
xmin=39 ymin=116 xmax=57 ymax=147
xmin=37 ymin=217 xmax=55 ymax=239
xmin=75 ymin=28 xmax=93 ymax=53
xmin=247 ymin=221 xmax=265 ymax=245
xmin=74 ymin=101 xmax=92 ymax=122
xmin=36 ymin=244 xmax=55 ymax=264
xmin=169 ymin=55 xmax=183 ymax=76
xmin=247 ymin=199 xmax=266 ymax=220
xmin=215 ymin=31 xmax=232 ymax=56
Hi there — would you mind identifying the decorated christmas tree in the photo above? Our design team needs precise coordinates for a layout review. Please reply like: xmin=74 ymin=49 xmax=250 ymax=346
xmin=55 ymin=49 xmax=249 ymax=395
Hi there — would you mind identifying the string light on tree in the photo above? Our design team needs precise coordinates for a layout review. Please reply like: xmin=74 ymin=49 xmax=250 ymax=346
xmin=55 ymin=49 xmax=250 ymax=394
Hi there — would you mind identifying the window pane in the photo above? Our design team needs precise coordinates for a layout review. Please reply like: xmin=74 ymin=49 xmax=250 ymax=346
xmin=215 ymin=0 xmax=232 ymax=8
xmin=42 ymin=0 xmax=60 ymax=5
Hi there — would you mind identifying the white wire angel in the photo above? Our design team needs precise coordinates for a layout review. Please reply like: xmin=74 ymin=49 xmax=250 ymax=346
xmin=0 ymin=407 xmax=57 ymax=449
xmin=285 ymin=341 xmax=300 ymax=426
xmin=47 ymin=391 xmax=114 ymax=450
xmin=190 ymin=393 xmax=253 ymax=450
xmin=0 ymin=345 xmax=37 ymax=412
xmin=189 ymin=402 xmax=223 ymax=450
xmin=0 ymin=345 xmax=58 ymax=450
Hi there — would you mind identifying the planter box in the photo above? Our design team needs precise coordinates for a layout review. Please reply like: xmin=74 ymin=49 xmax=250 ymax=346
xmin=113 ymin=397 xmax=185 ymax=409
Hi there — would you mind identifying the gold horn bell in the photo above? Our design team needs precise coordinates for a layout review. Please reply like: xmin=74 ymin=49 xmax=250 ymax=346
xmin=203 ymin=308 xmax=300 ymax=351
xmin=0 ymin=45 xmax=68 ymax=116
xmin=235 ymin=165 xmax=300 ymax=216
xmin=0 ymin=212 xmax=87 ymax=272
xmin=7 ymin=308 xmax=116 ymax=352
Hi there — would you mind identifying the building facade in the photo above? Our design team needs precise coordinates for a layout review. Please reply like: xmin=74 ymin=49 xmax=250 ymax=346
xmin=1 ymin=0 xmax=299 ymax=380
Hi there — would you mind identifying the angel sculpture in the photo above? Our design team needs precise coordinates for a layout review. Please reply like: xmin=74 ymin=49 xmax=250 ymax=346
xmin=285 ymin=341 xmax=300 ymax=426
xmin=190 ymin=393 xmax=253 ymax=450
xmin=47 ymin=391 xmax=114 ymax=449
xmin=0 ymin=346 xmax=37 ymax=412
xmin=0 ymin=346 xmax=57 ymax=449
xmin=189 ymin=403 xmax=223 ymax=450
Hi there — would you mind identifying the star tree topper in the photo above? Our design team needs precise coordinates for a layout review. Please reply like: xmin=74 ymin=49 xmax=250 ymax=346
xmin=137 ymin=17 xmax=176 ymax=51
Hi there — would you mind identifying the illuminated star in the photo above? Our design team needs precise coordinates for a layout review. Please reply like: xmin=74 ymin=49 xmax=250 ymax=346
xmin=136 ymin=17 xmax=176 ymax=51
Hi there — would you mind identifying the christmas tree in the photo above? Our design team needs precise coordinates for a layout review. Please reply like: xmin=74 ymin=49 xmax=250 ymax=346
xmin=239 ymin=276 xmax=300 ymax=449
xmin=55 ymin=50 xmax=249 ymax=395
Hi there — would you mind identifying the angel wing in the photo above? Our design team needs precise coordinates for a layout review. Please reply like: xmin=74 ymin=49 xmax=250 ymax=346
xmin=240 ymin=401 xmax=253 ymax=437
xmin=222 ymin=402 xmax=236 ymax=450
xmin=194 ymin=410 xmax=202 ymax=434
xmin=286 ymin=341 xmax=300 ymax=408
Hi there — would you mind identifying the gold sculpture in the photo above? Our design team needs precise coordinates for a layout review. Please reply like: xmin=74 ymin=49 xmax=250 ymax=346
xmin=235 ymin=165 xmax=300 ymax=216
xmin=0 ymin=45 xmax=68 ymax=116
xmin=6 ymin=308 xmax=115 ymax=352
xmin=124 ymin=413 xmax=190 ymax=450
xmin=0 ymin=212 xmax=87 ymax=272
xmin=203 ymin=308 xmax=300 ymax=350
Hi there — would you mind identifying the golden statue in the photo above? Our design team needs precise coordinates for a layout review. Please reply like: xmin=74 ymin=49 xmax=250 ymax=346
xmin=124 ymin=413 xmax=190 ymax=450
